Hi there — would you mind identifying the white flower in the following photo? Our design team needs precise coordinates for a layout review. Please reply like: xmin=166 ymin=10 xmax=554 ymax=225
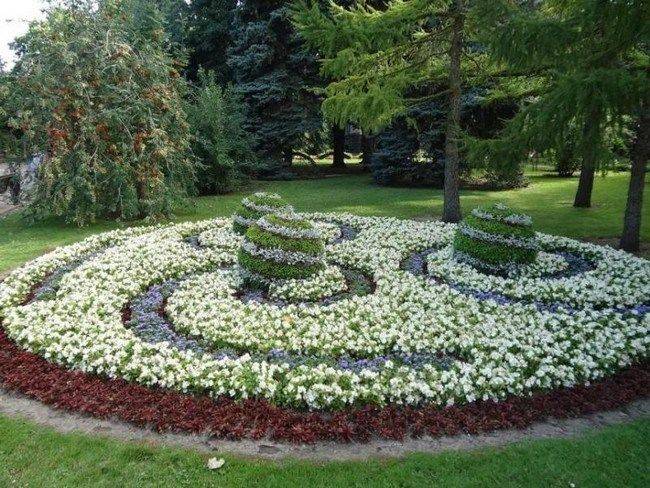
xmin=0 ymin=213 xmax=647 ymax=410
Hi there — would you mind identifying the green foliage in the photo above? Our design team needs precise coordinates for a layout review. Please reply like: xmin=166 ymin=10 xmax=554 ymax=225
xmin=468 ymin=0 xmax=650 ymax=174
xmin=232 ymin=192 xmax=293 ymax=235
xmin=453 ymin=203 xmax=538 ymax=269
xmin=228 ymin=1 xmax=323 ymax=170
xmin=185 ymin=0 xmax=236 ymax=83
xmin=238 ymin=249 xmax=323 ymax=280
xmin=293 ymin=0 xmax=442 ymax=132
xmin=246 ymin=224 xmax=324 ymax=254
xmin=239 ymin=213 xmax=325 ymax=281
xmin=186 ymin=70 xmax=254 ymax=195
xmin=9 ymin=0 xmax=195 ymax=225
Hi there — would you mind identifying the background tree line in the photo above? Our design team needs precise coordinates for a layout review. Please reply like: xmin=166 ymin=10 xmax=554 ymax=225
xmin=0 ymin=0 xmax=647 ymax=250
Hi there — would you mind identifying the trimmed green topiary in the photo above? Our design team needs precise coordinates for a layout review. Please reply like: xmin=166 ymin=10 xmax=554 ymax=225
xmin=453 ymin=203 xmax=539 ymax=272
xmin=238 ymin=212 xmax=325 ymax=281
xmin=232 ymin=192 xmax=293 ymax=235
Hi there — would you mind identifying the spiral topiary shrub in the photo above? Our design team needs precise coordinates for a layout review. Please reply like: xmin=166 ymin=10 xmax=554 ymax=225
xmin=232 ymin=192 xmax=293 ymax=235
xmin=453 ymin=203 xmax=539 ymax=273
xmin=238 ymin=212 xmax=325 ymax=282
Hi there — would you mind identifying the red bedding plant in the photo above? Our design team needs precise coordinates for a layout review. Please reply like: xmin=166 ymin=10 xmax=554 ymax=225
xmin=0 ymin=326 xmax=647 ymax=443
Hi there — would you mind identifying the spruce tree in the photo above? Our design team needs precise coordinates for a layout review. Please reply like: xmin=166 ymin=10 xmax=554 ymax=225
xmin=186 ymin=0 xmax=237 ymax=83
xmin=228 ymin=1 xmax=322 ymax=171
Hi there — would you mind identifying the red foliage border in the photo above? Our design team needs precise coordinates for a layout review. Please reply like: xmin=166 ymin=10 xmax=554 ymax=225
xmin=1 ymin=327 xmax=648 ymax=443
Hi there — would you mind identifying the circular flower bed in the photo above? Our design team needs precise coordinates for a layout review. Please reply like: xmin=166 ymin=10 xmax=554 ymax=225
xmin=454 ymin=203 xmax=539 ymax=273
xmin=0 ymin=213 xmax=648 ymax=421
xmin=232 ymin=192 xmax=293 ymax=235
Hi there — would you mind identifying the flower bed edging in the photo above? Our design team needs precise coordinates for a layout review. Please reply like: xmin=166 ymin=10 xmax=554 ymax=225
xmin=1 ymin=327 xmax=647 ymax=444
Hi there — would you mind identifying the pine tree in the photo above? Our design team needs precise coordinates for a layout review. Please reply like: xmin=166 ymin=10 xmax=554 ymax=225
xmin=228 ymin=1 xmax=323 ymax=171
xmin=294 ymin=0 xmax=491 ymax=222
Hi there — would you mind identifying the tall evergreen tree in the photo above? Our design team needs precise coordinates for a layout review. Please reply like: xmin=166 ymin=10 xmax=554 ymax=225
xmin=186 ymin=0 xmax=237 ymax=83
xmin=228 ymin=1 xmax=323 ymax=170
xmin=294 ymin=0 xmax=490 ymax=222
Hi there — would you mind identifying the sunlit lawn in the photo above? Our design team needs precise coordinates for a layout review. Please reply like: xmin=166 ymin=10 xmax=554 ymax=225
xmin=0 ymin=415 xmax=648 ymax=487
xmin=0 ymin=171 xmax=646 ymax=272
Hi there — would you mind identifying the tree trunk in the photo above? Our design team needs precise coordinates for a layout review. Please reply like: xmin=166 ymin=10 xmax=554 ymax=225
xmin=282 ymin=148 xmax=293 ymax=168
xmin=442 ymin=0 xmax=464 ymax=223
xmin=573 ymin=106 xmax=601 ymax=207
xmin=620 ymin=103 xmax=649 ymax=252
xmin=361 ymin=133 xmax=375 ymax=167
xmin=331 ymin=125 xmax=346 ymax=168
xmin=573 ymin=159 xmax=595 ymax=207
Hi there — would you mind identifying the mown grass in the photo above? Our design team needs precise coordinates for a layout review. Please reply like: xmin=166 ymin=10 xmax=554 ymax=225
xmin=0 ymin=415 xmax=648 ymax=487
xmin=1 ymin=170 xmax=646 ymax=272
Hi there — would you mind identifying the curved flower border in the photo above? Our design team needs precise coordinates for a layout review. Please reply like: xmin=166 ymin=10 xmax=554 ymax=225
xmin=0 ymin=214 xmax=648 ymax=411
xmin=0 ymin=326 xmax=647 ymax=443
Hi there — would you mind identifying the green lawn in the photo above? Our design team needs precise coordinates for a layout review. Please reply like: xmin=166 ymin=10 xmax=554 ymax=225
xmin=0 ymin=170 xmax=648 ymax=486
xmin=0 ymin=415 xmax=648 ymax=487
xmin=0 ymin=171 xmax=647 ymax=272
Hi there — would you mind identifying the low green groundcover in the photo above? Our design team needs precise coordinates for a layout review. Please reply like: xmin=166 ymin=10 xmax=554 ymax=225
xmin=239 ymin=213 xmax=325 ymax=281
xmin=454 ymin=203 xmax=539 ymax=272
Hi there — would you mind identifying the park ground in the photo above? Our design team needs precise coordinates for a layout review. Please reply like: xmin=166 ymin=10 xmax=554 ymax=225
xmin=0 ymin=169 xmax=648 ymax=487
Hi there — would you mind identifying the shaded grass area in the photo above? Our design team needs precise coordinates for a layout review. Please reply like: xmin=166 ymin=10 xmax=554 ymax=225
xmin=0 ymin=171 xmax=646 ymax=272
xmin=0 ymin=415 xmax=648 ymax=487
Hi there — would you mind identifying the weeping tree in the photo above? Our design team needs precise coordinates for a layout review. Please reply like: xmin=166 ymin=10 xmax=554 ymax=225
xmin=470 ymin=0 xmax=648 ymax=214
xmin=9 ymin=0 xmax=195 ymax=225
xmin=294 ymin=0 xmax=496 ymax=222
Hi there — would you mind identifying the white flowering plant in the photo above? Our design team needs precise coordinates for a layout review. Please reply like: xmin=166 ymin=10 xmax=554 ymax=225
xmin=0 ymin=213 xmax=647 ymax=411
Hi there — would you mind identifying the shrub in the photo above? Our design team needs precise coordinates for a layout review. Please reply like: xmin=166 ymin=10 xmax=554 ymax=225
xmin=453 ymin=203 xmax=539 ymax=272
xmin=11 ymin=0 xmax=195 ymax=225
xmin=238 ymin=212 xmax=325 ymax=281
xmin=232 ymin=192 xmax=293 ymax=235
xmin=186 ymin=70 xmax=254 ymax=195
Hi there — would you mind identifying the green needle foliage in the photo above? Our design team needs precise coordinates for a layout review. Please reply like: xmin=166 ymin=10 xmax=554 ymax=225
xmin=293 ymin=0 xmax=497 ymax=222
xmin=9 ymin=0 xmax=196 ymax=225
xmin=469 ymin=0 xmax=649 ymax=209
xmin=228 ymin=1 xmax=323 ymax=171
